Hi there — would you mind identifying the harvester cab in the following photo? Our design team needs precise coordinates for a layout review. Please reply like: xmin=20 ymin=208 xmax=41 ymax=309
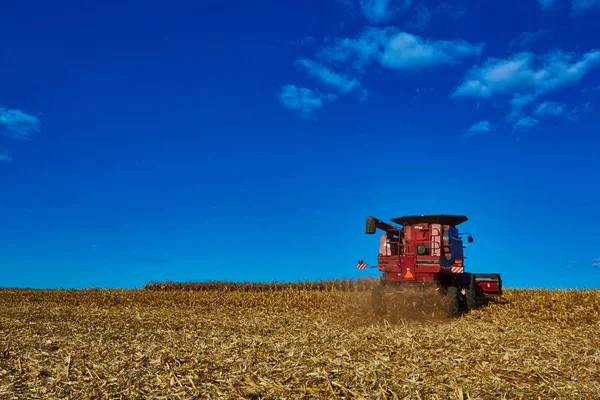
xmin=357 ymin=214 xmax=502 ymax=316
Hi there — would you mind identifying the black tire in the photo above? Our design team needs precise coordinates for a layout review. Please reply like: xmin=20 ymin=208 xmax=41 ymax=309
xmin=465 ymin=275 xmax=477 ymax=311
xmin=372 ymin=282 xmax=386 ymax=316
xmin=444 ymin=286 xmax=461 ymax=318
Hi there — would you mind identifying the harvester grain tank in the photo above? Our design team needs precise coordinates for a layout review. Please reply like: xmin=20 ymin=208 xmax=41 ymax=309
xmin=357 ymin=214 xmax=502 ymax=316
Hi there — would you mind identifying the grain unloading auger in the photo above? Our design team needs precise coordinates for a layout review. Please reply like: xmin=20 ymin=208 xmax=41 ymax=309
xmin=356 ymin=214 xmax=502 ymax=317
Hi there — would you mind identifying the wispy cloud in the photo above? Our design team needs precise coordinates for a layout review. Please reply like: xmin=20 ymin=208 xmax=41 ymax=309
xmin=514 ymin=117 xmax=539 ymax=129
xmin=415 ymin=87 xmax=434 ymax=96
xmin=538 ymin=0 xmax=559 ymax=10
xmin=319 ymin=27 xmax=484 ymax=72
xmin=465 ymin=120 xmax=494 ymax=137
xmin=295 ymin=58 xmax=361 ymax=94
xmin=454 ymin=50 xmax=600 ymax=100
xmin=572 ymin=0 xmax=600 ymax=14
xmin=582 ymin=85 xmax=600 ymax=93
xmin=281 ymin=27 xmax=483 ymax=117
xmin=407 ymin=4 xmax=433 ymax=29
xmin=567 ymin=101 xmax=592 ymax=121
xmin=295 ymin=58 xmax=371 ymax=102
xmin=435 ymin=2 xmax=467 ymax=19
xmin=509 ymin=29 xmax=551 ymax=50
xmin=453 ymin=50 xmax=600 ymax=121
xmin=533 ymin=101 xmax=566 ymax=117
xmin=278 ymin=84 xmax=336 ymax=119
xmin=0 ymin=107 xmax=41 ymax=140
xmin=289 ymin=36 xmax=316 ymax=47
xmin=406 ymin=2 xmax=466 ymax=29
xmin=353 ymin=0 xmax=464 ymax=25
xmin=0 ymin=148 xmax=12 ymax=163
xmin=592 ymin=257 xmax=600 ymax=267
xmin=357 ymin=0 xmax=412 ymax=23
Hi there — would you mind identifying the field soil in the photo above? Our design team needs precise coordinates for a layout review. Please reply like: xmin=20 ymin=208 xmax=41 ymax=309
xmin=1 ymin=282 xmax=599 ymax=399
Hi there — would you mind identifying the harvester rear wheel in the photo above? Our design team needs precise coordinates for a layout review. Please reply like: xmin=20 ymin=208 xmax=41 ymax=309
xmin=465 ymin=275 xmax=477 ymax=311
xmin=444 ymin=286 xmax=461 ymax=318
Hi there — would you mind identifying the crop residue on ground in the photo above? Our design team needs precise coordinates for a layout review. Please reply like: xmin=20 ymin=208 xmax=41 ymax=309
xmin=1 ymin=279 xmax=600 ymax=399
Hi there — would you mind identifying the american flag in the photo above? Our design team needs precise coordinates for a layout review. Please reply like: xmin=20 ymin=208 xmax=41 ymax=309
xmin=356 ymin=260 xmax=368 ymax=270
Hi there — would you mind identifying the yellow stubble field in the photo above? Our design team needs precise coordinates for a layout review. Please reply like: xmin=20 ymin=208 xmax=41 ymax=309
xmin=1 ymin=279 xmax=599 ymax=399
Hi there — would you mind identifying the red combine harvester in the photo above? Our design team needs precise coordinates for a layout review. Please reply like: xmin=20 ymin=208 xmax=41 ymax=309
xmin=357 ymin=214 xmax=502 ymax=317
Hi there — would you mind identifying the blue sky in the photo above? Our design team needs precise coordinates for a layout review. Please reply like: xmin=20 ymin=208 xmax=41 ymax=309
xmin=1 ymin=0 xmax=599 ymax=290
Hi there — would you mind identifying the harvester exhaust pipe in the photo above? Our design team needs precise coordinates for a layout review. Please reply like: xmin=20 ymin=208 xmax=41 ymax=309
xmin=366 ymin=216 xmax=377 ymax=234
xmin=366 ymin=216 xmax=397 ymax=234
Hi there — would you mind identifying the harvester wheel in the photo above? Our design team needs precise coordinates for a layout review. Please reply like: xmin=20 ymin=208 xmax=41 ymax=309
xmin=465 ymin=275 xmax=477 ymax=311
xmin=371 ymin=282 xmax=386 ymax=316
xmin=444 ymin=286 xmax=461 ymax=318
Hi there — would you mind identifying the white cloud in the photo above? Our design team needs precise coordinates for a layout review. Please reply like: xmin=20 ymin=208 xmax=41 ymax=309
xmin=377 ymin=32 xmax=483 ymax=70
xmin=0 ymin=148 xmax=11 ymax=163
xmin=358 ymin=0 xmax=412 ymax=23
xmin=573 ymin=0 xmax=600 ymax=13
xmin=278 ymin=84 xmax=336 ymax=118
xmin=319 ymin=27 xmax=484 ymax=72
xmin=538 ymin=0 xmax=558 ymax=9
xmin=0 ymin=107 xmax=41 ymax=140
xmin=283 ymin=27 xmax=482 ymax=117
xmin=454 ymin=50 xmax=600 ymax=99
xmin=593 ymin=257 xmax=600 ymax=267
xmin=453 ymin=50 xmax=600 ymax=120
xmin=295 ymin=58 xmax=362 ymax=94
xmin=465 ymin=120 xmax=494 ymax=137
xmin=533 ymin=101 xmax=566 ymax=117
xmin=514 ymin=117 xmax=539 ymax=129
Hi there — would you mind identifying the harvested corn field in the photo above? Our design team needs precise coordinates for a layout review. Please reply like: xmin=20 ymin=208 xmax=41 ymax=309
xmin=1 ymin=280 xmax=600 ymax=399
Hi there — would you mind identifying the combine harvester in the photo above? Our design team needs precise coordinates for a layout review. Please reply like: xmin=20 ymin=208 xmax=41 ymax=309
xmin=357 ymin=214 xmax=502 ymax=317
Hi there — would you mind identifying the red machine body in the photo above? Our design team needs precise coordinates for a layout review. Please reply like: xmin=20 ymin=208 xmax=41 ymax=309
xmin=359 ymin=214 xmax=502 ymax=299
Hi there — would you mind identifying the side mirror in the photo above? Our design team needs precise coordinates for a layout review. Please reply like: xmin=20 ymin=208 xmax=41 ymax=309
xmin=468 ymin=236 xmax=474 ymax=243
xmin=366 ymin=216 xmax=377 ymax=234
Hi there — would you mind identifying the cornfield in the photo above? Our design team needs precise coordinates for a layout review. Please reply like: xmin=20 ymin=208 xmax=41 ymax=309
xmin=1 ymin=279 xmax=599 ymax=399
xmin=143 ymin=277 xmax=379 ymax=292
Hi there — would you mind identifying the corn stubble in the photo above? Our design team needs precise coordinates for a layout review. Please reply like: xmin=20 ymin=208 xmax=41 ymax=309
xmin=1 ymin=278 xmax=599 ymax=399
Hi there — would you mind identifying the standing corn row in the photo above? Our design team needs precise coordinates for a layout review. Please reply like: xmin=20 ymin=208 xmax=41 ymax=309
xmin=143 ymin=277 xmax=378 ymax=292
